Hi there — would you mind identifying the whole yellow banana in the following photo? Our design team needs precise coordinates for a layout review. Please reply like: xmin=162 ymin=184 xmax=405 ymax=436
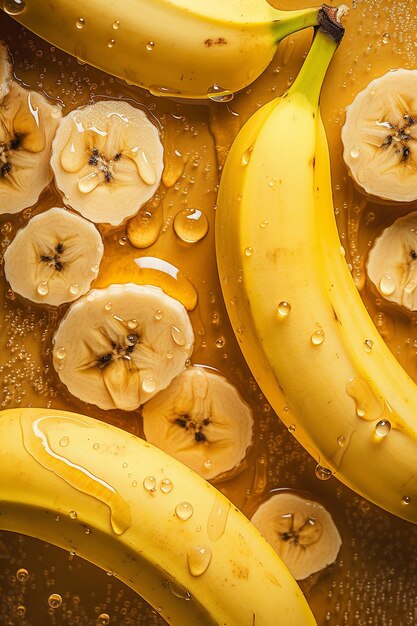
xmin=217 ymin=13 xmax=417 ymax=525
xmin=0 ymin=408 xmax=317 ymax=625
xmin=4 ymin=0 xmax=320 ymax=99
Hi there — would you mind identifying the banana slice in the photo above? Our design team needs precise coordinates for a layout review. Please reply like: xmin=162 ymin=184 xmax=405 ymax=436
xmin=0 ymin=81 xmax=61 ymax=214
xmin=366 ymin=211 xmax=417 ymax=310
xmin=3 ymin=207 xmax=104 ymax=306
xmin=0 ymin=41 xmax=12 ymax=102
xmin=142 ymin=366 xmax=253 ymax=481
xmin=342 ymin=69 xmax=417 ymax=202
xmin=50 ymin=100 xmax=164 ymax=225
xmin=52 ymin=283 xmax=194 ymax=411
xmin=251 ymin=492 xmax=342 ymax=580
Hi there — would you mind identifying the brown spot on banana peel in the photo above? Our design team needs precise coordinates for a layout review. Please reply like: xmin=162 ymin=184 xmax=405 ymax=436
xmin=204 ymin=38 xmax=227 ymax=47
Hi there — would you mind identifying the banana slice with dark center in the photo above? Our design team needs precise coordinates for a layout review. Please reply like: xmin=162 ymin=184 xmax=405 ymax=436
xmin=367 ymin=211 xmax=417 ymax=310
xmin=0 ymin=81 xmax=62 ymax=214
xmin=52 ymin=283 xmax=194 ymax=411
xmin=51 ymin=100 xmax=164 ymax=225
xmin=3 ymin=207 xmax=104 ymax=306
xmin=0 ymin=41 xmax=12 ymax=102
xmin=342 ymin=69 xmax=417 ymax=202
xmin=143 ymin=366 xmax=253 ymax=481
xmin=251 ymin=492 xmax=342 ymax=580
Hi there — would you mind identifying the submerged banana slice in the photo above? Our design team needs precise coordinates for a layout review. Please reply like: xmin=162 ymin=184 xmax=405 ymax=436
xmin=367 ymin=211 xmax=417 ymax=310
xmin=52 ymin=283 xmax=194 ymax=411
xmin=0 ymin=81 xmax=61 ymax=214
xmin=0 ymin=41 xmax=12 ymax=102
xmin=342 ymin=69 xmax=417 ymax=202
xmin=251 ymin=492 xmax=342 ymax=580
xmin=51 ymin=100 xmax=164 ymax=225
xmin=143 ymin=366 xmax=253 ymax=481
xmin=3 ymin=207 xmax=104 ymax=306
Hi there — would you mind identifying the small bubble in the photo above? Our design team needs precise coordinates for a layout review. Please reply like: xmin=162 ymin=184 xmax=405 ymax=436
xmin=311 ymin=329 xmax=325 ymax=346
xmin=215 ymin=337 xmax=225 ymax=348
xmin=85 ymin=527 xmax=91 ymax=534
xmin=337 ymin=435 xmax=346 ymax=447
xmin=108 ymin=39 xmax=116 ymax=48
xmin=143 ymin=475 xmax=156 ymax=492
xmin=56 ymin=346 xmax=66 ymax=360
xmin=175 ymin=501 xmax=194 ymax=521
xmin=375 ymin=419 xmax=391 ymax=437
xmin=48 ymin=593 xmax=62 ymax=608
xmin=382 ymin=32 xmax=391 ymax=44
xmin=97 ymin=614 xmax=110 ymax=626
xmin=37 ymin=280 xmax=49 ymax=297
xmin=59 ymin=436 xmax=69 ymax=447
xmin=207 ymin=84 xmax=234 ymax=103
xmin=402 ymin=495 xmax=411 ymax=505
xmin=76 ymin=17 xmax=85 ymax=29
xmin=379 ymin=273 xmax=396 ymax=296
xmin=350 ymin=147 xmax=361 ymax=159
xmin=3 ymin=0 xmax=25 ymax=15
xmin=93 ymin=442 xmax=100 ymax=450
xmin=364 ymin=339 xmax=374 ymax=352
xmin=69 ymin=283 xmax=80 ymax=296
xmin=16 ymin=605 xmax=26 ymax=616
xmin=288 ymin=424 xmax=296 ymax=433
xmin=277 ymin=301 xmax=291 ymax=318
xmin=146 ymin=41 xmax=155 ymax=51
xmin=315 ymin=464 xmax=333 ymax=481
xmin=112 ymin=20 xmax=120 ymax=29
xmin=160 ymin=478 xmax=174 ymax=493
xmin=141 ymin=376 xmax=157 ymax=393
xmin=16 ymin=568 xmax=29 ymax=582
xmin=69 ymin=510 xmax=78 ymax=520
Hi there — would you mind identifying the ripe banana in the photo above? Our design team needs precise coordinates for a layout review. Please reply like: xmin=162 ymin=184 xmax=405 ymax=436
xmin=0 ymin=407 xmax=317 ymax=625
xmin=216 ymin=13 xmax=417 ymax=525
xmin=4 ymin=0 xmax=321 ymax=99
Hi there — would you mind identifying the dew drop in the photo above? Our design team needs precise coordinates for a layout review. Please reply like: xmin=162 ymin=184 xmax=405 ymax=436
xmin=143 ymin=475 xmax=156 ymax=492
xmin=187 ymin=545 xmax=212 ymax=576
xmin=37 ymin=280 xmax=49 ymax=297
xmin=104 ymin=302 xmax=112 ymax=312
xmin=108 ymin=39 xmax=116 ymax=48
xmin=119 ymin=236 xmax=127 ymax=246
xmin=48 ymin=593 xmax=62 ymax=608
xmin=364 ymin=339 xmax=374 ymax=352
xmin=93 ymin=442 xmax=100 ymax=450
xmin=127 ymin=319 xmax=138 ymax=330
xmin=56 ymin=346 xmax=66 ymax=360
xmin=69 ymin=283 xmax=80 ymax=296
xmin=277 ymin=301 xmax=291 ymax=318
xmin=244 ymin=247 xmax=253 ymax=257
xmin=91 ymin=263 xmax=100 ymax=274
xmin=173 ymin=208 xmax=209 ymax=243
xmin=379 ymin=273 xmax=396 ymax=296
xmin=154 ymin=309 xmax=163 ymax=321
xmin=207 ymin=84 xmax=234 ymax=102
xmin=69 ymin=510 xmax=78 ymax=520
xmin=171 ymin=325 xmax=185 ymax=346
xmin=207 ymin=495 xmax=230 ymax=541
xmin=315 ymin=464 xmax=333 ymax=481
xmin=311 ymin=329 xmax=325 ymax=346
xmin=402 ymin=495 xmax=411 ymax=505
xmin=141 ymin=376 xmax=157 ymax=393
xmin=215 ymin=337 xmax=225 ymax=348
xmin=3 ymin=0 xmax=26 ymax=15
xmin=241 ymin=147 xmax=253 ymax=166
xmin=375 ymin=419 xmax=391 ymax=437
xmin=350 ymin=147 xmax=361 ymax=159
xmin=16 ymin=568 xmax=29 ymax=582
xmin=166 ymin=349 xmax=174 ymax=359
xmin=175 ymin=501 xmax=194 ymax=521
xmin=59 ymin=436 xmax=70 ymax=447
xmin=382 ymin=32 xmax=391 ymax=44
xmin=337 ymin=435 xmax=346 ymax=447
xmin=160 ymin=478 xmax=174 ymax=493
xmin=97 ymin=614 xmax=110 ymax=626
xmin=112 ymin=20 xmax=120 ymax=29
xmin=76 ymin=17 xmax=85 ymax=29
xmin=146 ymin=41 xmax=155 ymax=51
xmin=288 ymin=424 xmax=296 ymax=433
xmin=203 ymin=459 xmax=213 ymax=469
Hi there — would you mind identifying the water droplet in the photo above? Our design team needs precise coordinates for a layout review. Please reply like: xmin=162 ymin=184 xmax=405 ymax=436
xmin=127 ymin=319 xmax=138 ymax=330
xmin=76 ymin=17 xmax=85 ymax=29
xmin=375 ymin=419 xmax=391 ymax=437
xmin=85 ymin=527 xmax=91 ymax=534
xmin=277 ymin=301 xmax=291 ymax=318
xmin=143 ymin=475 xmax=156 ymax=492
xmin=207 ymin=84 xmax=234 ymax=102
xmin=104 ymin=302 xmax=112 ymax=312
xmin=402 ymin=495 xmax=411 ymax=505
xmin=166 ymin=350 xmax=174 ymax=359
xmin=108 ymin=39 xmax=116 ymax=48
xmin=215 ymin=337 xmax=225 ymax=348
xmin=93 ymin=442 xmax=100 ymax=450
xmin=16 ymin=568 xmax=29 ymax=582
xmin=241 ymin=147 xmax=253 ymax=166
xmin=173 ymin=208 xmax=209 ymax=243
xmin=315 ymin=464 xmax=333 ymax=480
xmin=311 ymin=329 xmax=325 ymax=346
xmin=56 ymin=346 xmax=66 ymax=360
xmin=3 ymin=0 xmax=25 ymax=15
xmin=69 ymin=510 xmax=78 ymax=519
xmin=146 ymin=41 xmax=155 ymax=51
xmin=260 ymin=220 xmax=269 ymax=228
xmin=288 ymin=424 xmax=296 ymax=433
xmin=203 ymin=459 xmax=213 ymax=469
xmin=37 ymin=280 xmax=49 ymax=297
xmin=175 ymin=501 xmax=194 ymax=521
xmin=207 ymin=494 xmax=230 ymax=541
xmin=69 ymin=283 xmax=80 ymax=296
xmin=59 ymin=436 xmax=69 ymax=447
xmin=350 ymin=147 xmax=361 ymax=159
xmin=382 ymin=32 xmax=391 ymax=44
xmin=142 ymin=376 xmax=157 ymax=394
xmin=244 ymin=247 xmax=253 ymax=257
xmin=16 ymin=605 xmax=26 ymax=616
xmin=171 ymin=325 xmax=185 ymax=346
xmin=69 ymin=550 xmax=76 ymax=556
xmin=154 ymin=309 xmax=163 ymax=321
xmin=112 ymin=20 xmax=120 ymax=30
xmin=48 ymin=593 xmax=62 ymax=608
xmin=379 ymin=273 xmax=396 ymax=296
xmin=346 ymin=377 xmax=384 ymax=421
xmin=337 ymin=435 xmax=346 ymax=447
xmin=97 ymin=614 xmax=110 ymax=626
xmin=364 ymin=339 xmax=374 ymax=352
xmin=119 ymin=236 xmax=127 ymax=246
xmin=160 ymin=478 xmax=173 ymax=493
xmin=91 ymin=263 xmax=100 ymax=274
xmin=187 ymin=545 xmax=212 ymax=576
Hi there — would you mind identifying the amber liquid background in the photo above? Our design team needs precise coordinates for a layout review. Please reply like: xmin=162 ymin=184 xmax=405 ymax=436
xmin=1 ymin=0 xmax=417 ymax=624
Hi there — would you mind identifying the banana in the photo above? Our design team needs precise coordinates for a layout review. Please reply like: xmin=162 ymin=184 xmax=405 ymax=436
xmin=52 ymin=283 xmax=194 ymax=410
xmin=3 ymin=207 xmax=104 ymax=306
xmin=0 ymin=40 xmax=12 ymax=101
xmin=0 ymin=407 xmax=317 ymax=625
xmin=143 ymin=365 xmax=253 ymax=481
xmin=4 ymin=0 xmax=321 ymax=100
xmin=367 ymin=212 xmax=417 ymax=311
xmin=250 ymin=491 xmax=341 ymax=580
xmin=342 ymin=69 xmax=417 ymax=202
xmin=216 ymin=10 xmax=417 ymax=525
xmin=50 ymin=100 xmax=163 ymax=225
xmin=0 ymin=80 xmax=61 ymax=214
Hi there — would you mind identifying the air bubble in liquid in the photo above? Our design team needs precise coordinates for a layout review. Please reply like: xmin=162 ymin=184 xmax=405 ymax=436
xmin=16 ymin=568 xmax=29 ymax=582
xmin=48 ymin=593 xmax=63 ymax=608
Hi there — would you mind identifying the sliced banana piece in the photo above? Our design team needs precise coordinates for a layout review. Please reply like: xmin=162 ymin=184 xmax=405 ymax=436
xmin=0 ymin=81 xmax=62 ymax=214
xmin=342 ymin=69 xmax=417 ymax=202
xmin=51 ymin=100 xmax=164 ymax=225
xmin=52 ymin=283 xmax=194 ymax=411
xmin=143 ymin=366 xmax=253 ymax=481
xmin=251 ymin=492 xmax=342 ymax=580
xmin=0 ymin=41 xmax=12 ymax=102
xmin=366 ymin=211 xmax=417 ymax=310
xmin=3 ymin=207 xmax=104 ymax=306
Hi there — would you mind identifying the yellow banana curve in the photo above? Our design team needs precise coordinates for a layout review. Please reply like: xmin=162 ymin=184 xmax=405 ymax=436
xmin=0 ymin=407 xmax=317 ymax=626
xmin=3 ymin=0 xmax=320 ymax=99
xmin=217 ymin=20 xmax=417 ymax=525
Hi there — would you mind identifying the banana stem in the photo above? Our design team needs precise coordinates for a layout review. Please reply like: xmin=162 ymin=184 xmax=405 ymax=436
xmin=272 ymin=6 xmax=321 ymax=42
xmin=288 ymin=5 xmax=345 ymax=107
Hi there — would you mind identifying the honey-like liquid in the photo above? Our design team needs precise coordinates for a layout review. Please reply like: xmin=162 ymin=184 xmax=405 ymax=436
xmin=1 ymin=1 xmax=417 ymax=624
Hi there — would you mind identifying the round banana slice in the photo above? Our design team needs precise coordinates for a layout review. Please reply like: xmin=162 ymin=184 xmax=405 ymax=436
xmin=50 ymin=100 xmax=164 ymax=225
xmin=251 ymin=492 xmax=342 ymax=580
xmin=52 ymin=283 xmax=194 ymax=411
xmin=0 ymin=81 xmax=62 ymax=214
xmin=342 ymin=69 xmax=417 ymax=202
xmin=3 ymin=207 xmax=104 ymax=306
xmin=366 ymin=211 xmax=417 ymax=310
xmin=143 ymin=366 xmax=253 ymax=481
xmin=0 ymin=41 xmax=12 ymax=102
